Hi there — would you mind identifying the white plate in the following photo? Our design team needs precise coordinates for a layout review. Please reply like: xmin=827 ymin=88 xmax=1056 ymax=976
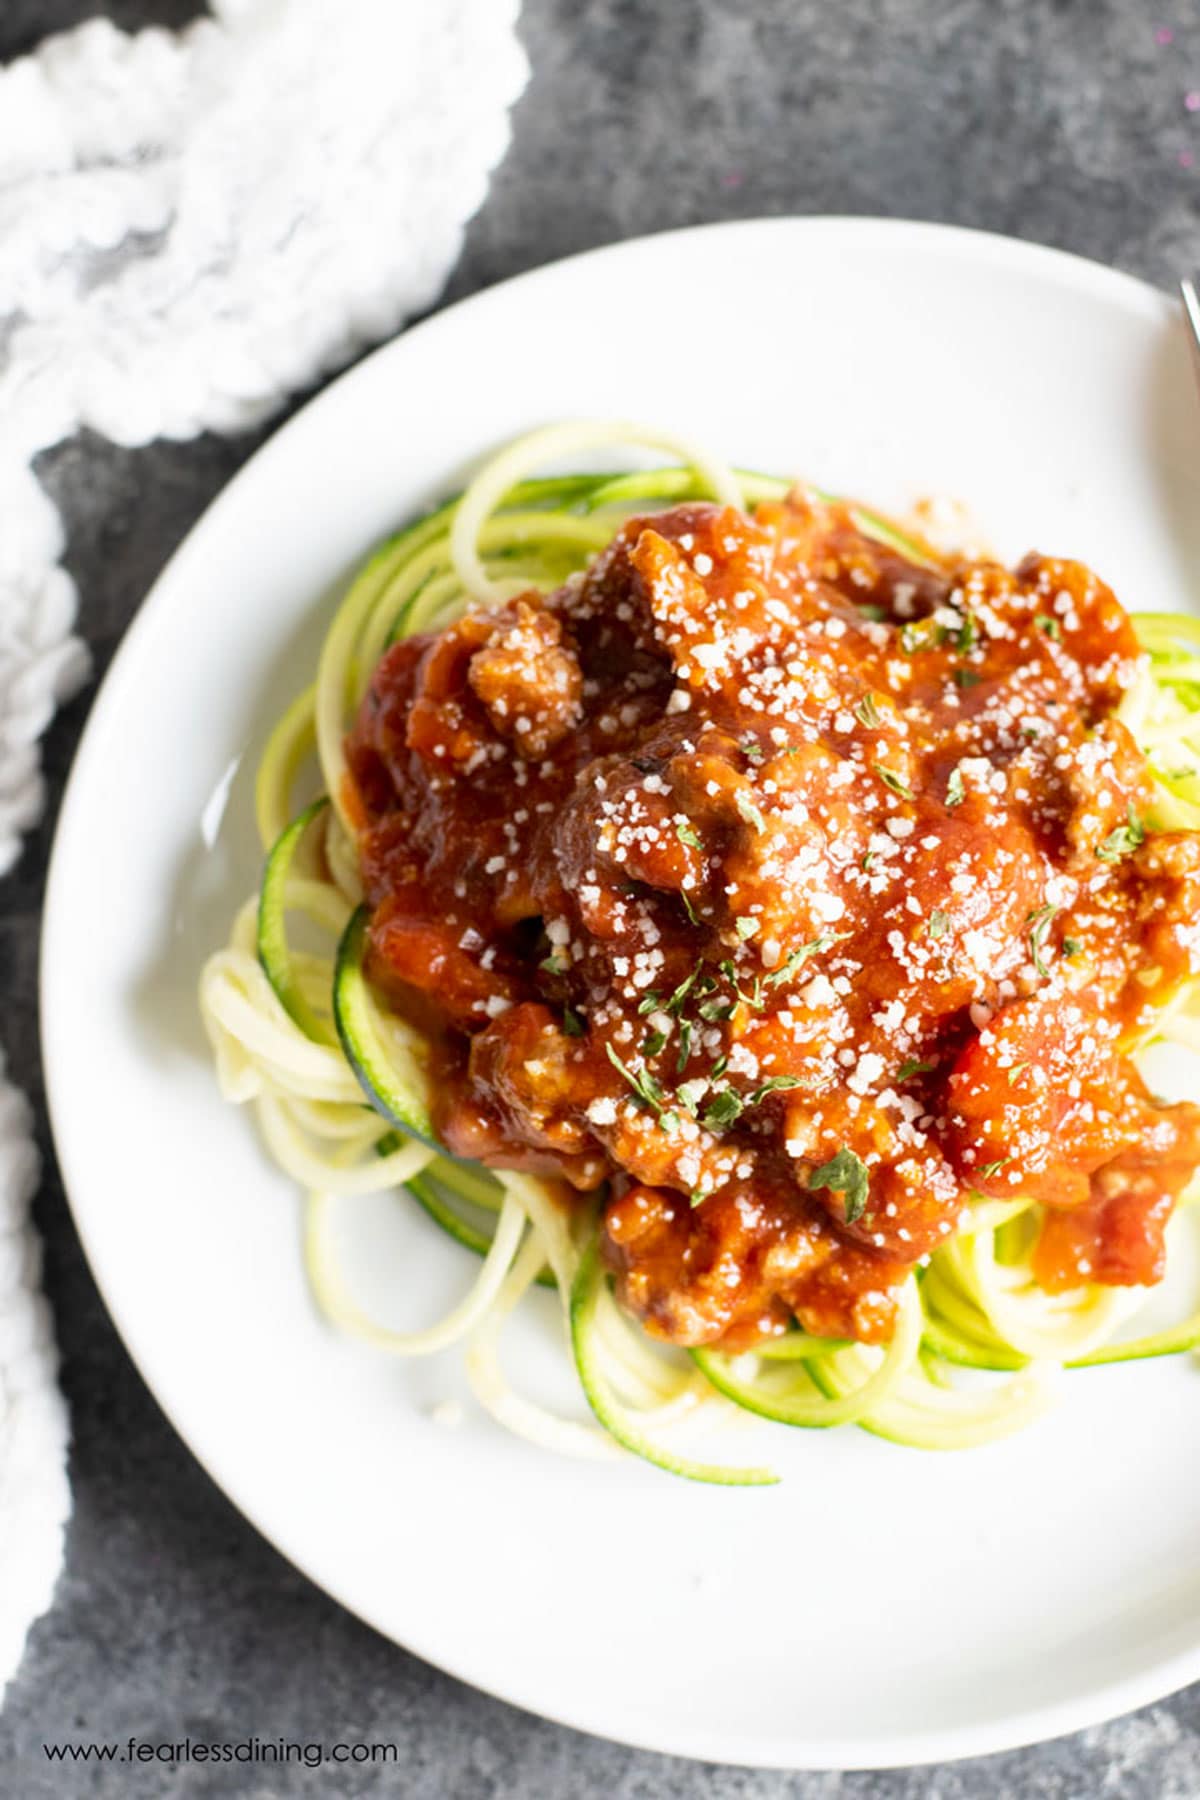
xmin=42 ymin=219 xmax=1200 ymax=1770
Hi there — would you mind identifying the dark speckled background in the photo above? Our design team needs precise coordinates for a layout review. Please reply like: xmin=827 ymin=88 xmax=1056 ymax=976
xmin=2 ymin=1 xmax=1200 ymax=1794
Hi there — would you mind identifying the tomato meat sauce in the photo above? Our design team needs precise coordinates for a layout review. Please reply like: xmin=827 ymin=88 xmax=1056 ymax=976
xmin=345 ymin=493 xmax=1200 ymax=1348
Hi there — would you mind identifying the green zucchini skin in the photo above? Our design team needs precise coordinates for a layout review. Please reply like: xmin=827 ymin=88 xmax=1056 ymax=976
xmin=569 ymin=1236 xmax=779 ymax=1488
xmin=257 ymin=796 xmax=331 ymax=1041
xmin=405 ymin=1169 xmax=557 ymax=1290
xmin=333 ymin=904 xmax=439 ymax=1148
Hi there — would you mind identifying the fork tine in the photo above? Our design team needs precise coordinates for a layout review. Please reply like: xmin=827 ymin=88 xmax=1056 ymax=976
xmin=1183 ymin=279 xmax=1200 ymax=385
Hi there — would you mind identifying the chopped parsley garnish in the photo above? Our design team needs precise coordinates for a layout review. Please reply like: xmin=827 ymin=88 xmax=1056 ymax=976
xmin=896 ymin=1057 xmax=937 ymax=1081
xmin=807 ymin=1146 xmax=870 ymax=1224
xmin=861 ymin=850 xmax=876 ymax=872
xmin=1063 ymin=937 xmax=1083 ymax=958
xmin=978 ymin=1156 xmax=1012 ymax=1180
xmin=562 ymin=1006 xmax=585 ymax=1038
xmin=1036 ymin=614 xmax=1062 ymax=641
xmin=689 ymin=1187 xmax=711 ymax=1208
xmin=710 ymin=1053 xmax=729 ymax=1080
xmin=928 ymin=908 xmax=950 ymax=940
xmin=955 ymin=611 xmax=979 ymax=654
xmin=1007 ymin=1061 xmax=1029 ymax=1085
xmin=637 ymin=992 xmax=661 ymax=1016
xmin=946 ymin=767 xmax=965 ymax=808
xmin=698 ymin=996 xmax=735 ymax=1023
xmin=953 ymin=668 xmax=982 ymax=689
xmin=766 ymin=930 xmax=845 ymax=987
xmin=540 ymin=953 xmax=568 ymax=976
xmin=703 ymin=1088 xmax=744 ymax=1130
xmin=675 ymin=818 xmax=704 ymax=852
xmin=1027 ymin=903 xmax=1057 ymax=979
xmin=855 ymin=694 xmax=882 ymax=729
xmin=741 ymin=740 xmax=764 ymax=763
xmin=859 ymin=603 xmax=887 ymax=622
xmin=675 ymin=1018 xmax=693 ymax=1072
xmin=681 ymin=889 xmax=701 ymax=925
xmin=604 ymin=1043 xmax=664 ymax=1115
xmin=702 ymin=1075 xmax=801 ymax=1133
xmin=665 ymin=963 xmax=703 ymax=1015
xmin=735 ymin=916 xmax=759 ymax=940
xmin=735 ymin=790 xmax=766 ymax=833
xmin=719 ymin=959 xmax=765 ymax=1011
xmin=747 ymin=1075 xmax=802 ymax=1104
xmin=642 ymin=1028 xmax=667 ymax=1057
xmin=1097 ymin=806 xmax=1145 ymax=864
xmin=677 ymin=1078 xmax=707 ymax=1116
xmin=874 ymin=764 xmax=913 ymax=800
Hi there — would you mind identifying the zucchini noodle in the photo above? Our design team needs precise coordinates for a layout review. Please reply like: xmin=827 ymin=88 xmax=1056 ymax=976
xmin=199 ymin=421 xmax=1200 ymax=1485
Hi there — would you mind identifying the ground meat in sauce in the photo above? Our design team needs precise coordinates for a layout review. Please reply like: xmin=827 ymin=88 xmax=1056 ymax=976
xmin=345 ymin=491 xmax=1200 ymax=1349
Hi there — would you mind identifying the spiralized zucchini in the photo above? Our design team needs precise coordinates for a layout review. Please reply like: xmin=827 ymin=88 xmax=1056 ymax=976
xmin=199 ymin=421 xmax=1200 ymax=1485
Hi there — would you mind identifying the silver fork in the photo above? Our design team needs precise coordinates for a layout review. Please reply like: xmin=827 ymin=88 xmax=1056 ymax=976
xmin=1184 ymin=279 xmax=1200 ymax=388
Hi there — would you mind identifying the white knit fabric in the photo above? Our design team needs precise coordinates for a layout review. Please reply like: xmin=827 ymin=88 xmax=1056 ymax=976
xmin=0 ymin=0 xmax=527 ymax=1700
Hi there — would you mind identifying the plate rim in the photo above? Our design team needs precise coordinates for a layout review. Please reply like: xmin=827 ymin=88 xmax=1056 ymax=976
xmin=39 ymin=214 xmax=1193 ymax=1771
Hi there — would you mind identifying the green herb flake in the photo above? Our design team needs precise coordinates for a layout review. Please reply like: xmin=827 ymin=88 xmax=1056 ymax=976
xmin=928 ymin=908 xmax=950 ymax=940
xmin=1036 ymin=614 xmax=1062 ymax=641
xmin=702 ymin=1088 xmax=744 ymax=1131
xmin=675 ymin=1017 xmax=694 ymax=1073
xmin=1028 ymin=903 xmax=1057 ymax=979
xmin=978 ymin=1156 xmax=1012 ymax=1180
xmin=562 ymin=1006 xmax=585 ymax=1038
xmin=698 ymin=997 xmax=734 ymax=1023
xmin=728 ymin=971 xmax=764 ymax=1012
xmin=946 ymin=767 xmax=965 ymax=808
xmin=855 ymin=694 xmax=882 ymax=729
xmin=859 ymin=603 xmax=887 ymax=622
xmin=874 ymin=764 xmax=914 ymax=801
xmin=956 ymin=611 xmax=979 ymax=654
xmin=896 ymin=1057 xmax=937 ymax=1081
xmin=681 ymin=889 xmax=701 ymax=925
xmin=953 ymin=668 xmax=982 ymax=690
xmin=735 ymin=790 xmax=766 ymax=834
xmin=710 ymin=1054 xmax=729 ymax=1081
xmin=1097 ymin=806 xmax=1145 ymax=865
xmin=664 ymin=964 xmax=702 ymax=1015
xmin=675 ymin=818 xmax=704 ymax=853
xmin=1063 ymin=937 xmax=1083 ymax=958
xmin=735 ymin=916 xmax=759 ymax=941
xmin=741 ymin=740 xmax=764 ymax=764
xmin=604 ymin=1042 xmax=664 ymax=1115
xmin=747 ymin=1075 xmax=802 ymax=1105
xmin=766 ymin=930 xmax=845 ymax=987
xmin=642 ymin=1028 xmax=667 ymax=1057
xmin=1007 ymin=1061 xmax=1029 ymax=1085
xmin=690 ymin=1186 xmax=712 ymax=1208
xmin=636 ymin=992 xmax=662 ymax=1016
xmin=861 ymin=850 xmax=876 ymax=872
xmin=807 ymin=1146 xmax=870 ymax=1224
xmin=540 ymin=953 xmax=568 ymax=975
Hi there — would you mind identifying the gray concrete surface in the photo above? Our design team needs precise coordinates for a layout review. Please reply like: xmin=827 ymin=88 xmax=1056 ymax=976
xmin=2 ymin=0 xmax=1200 ymax=1793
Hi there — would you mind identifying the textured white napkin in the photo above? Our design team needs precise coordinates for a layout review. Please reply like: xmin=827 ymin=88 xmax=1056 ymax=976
xmin=0 ymin=0 xmax=527 ymax=1700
